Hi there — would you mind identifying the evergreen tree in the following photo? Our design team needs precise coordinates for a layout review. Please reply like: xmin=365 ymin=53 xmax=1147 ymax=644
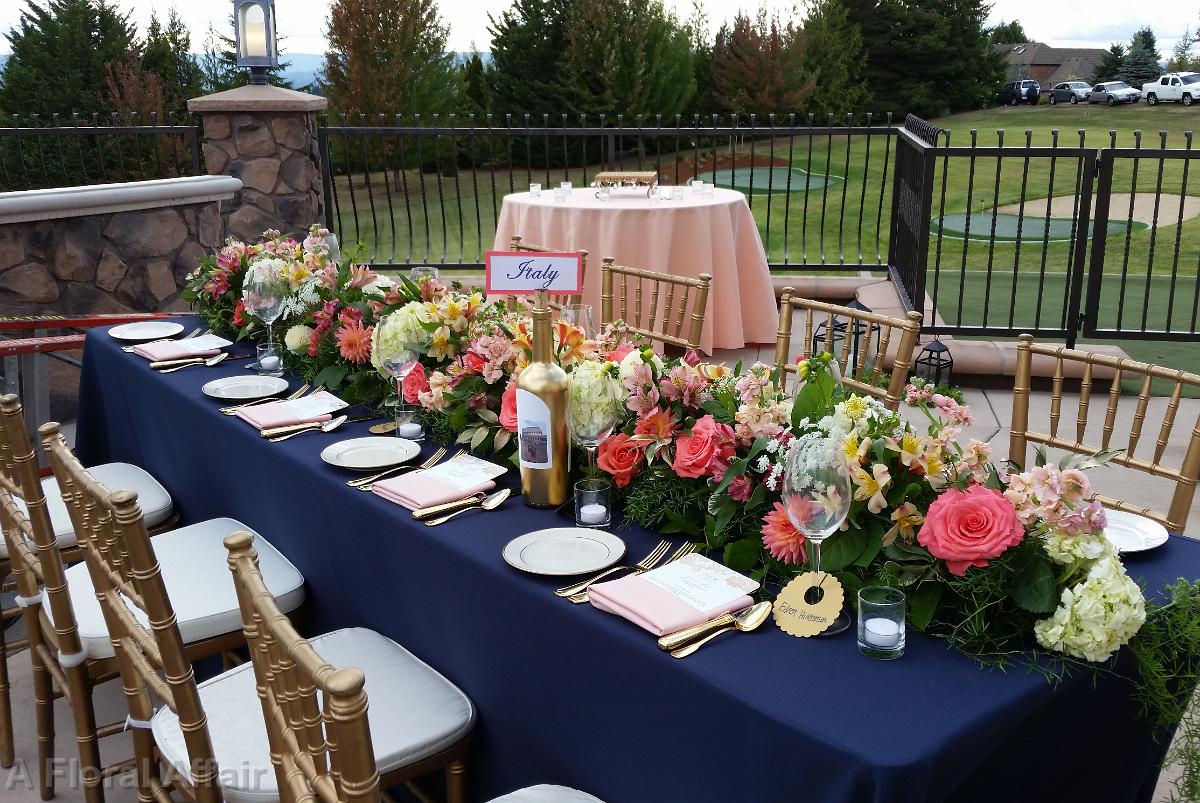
xmin=710 ymin=10 xmax=812 ymax=115
xmin=141 ymin=8 xmax=203 ymax=110
xmin=1167 ymin=29 xmax=1197 ymax=72
xmin=1092 ymin=44 xmax=1125 ymax=83
xmin=1120 ymin=47 xmax=1162 ymax=88
xmin=685 ymin=0 xmax=717 ymax=116
xmin=0 ymin=0 xmax=137 ymax=117
xmin=559 ymin=0 xmax=695 ymax=118
xmin=802 ymin=0 xmax=869 ymax=117
xmin=198 ymin=17 xmax=292 ymax=94
xmin=486 ymin=0 xmax=572 ymax=118
xmin=324 ymin=0 xmax=460 ymax=117
xmin=461 ymin=51 xmax=490 ymax=115
xmin=1130 ymin=27 xmax=1161 ymax=61
xmin=988 ymin=20 xmax=1028 ymax=44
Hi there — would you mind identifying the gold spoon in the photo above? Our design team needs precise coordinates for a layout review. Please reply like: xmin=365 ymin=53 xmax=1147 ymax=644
xmin=424 ymin=488 xmax=511 ymax=526
xmin=669 ymin=601 xmax=772 ymax=659
xmin=155 ymin=352 xmax=230 ymax=373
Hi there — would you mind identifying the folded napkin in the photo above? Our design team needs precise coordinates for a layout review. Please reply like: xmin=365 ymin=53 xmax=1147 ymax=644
xmin=371 ymin=471 xmax=495 ymax=511
xmin=130 ymin=336 xmax=226 ymax=361
xmin=235 ymin=390 xmax=346 ymax=430
xmin=587 ymin=553 xmax=756 ymax=636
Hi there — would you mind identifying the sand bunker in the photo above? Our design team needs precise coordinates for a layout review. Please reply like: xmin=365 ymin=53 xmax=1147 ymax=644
xmin=998 ymin=193 xmax=1200 ymax=226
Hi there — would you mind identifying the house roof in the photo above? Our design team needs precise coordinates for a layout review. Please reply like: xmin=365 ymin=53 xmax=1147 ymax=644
xmin=993 ymin=42 xmax=1109 ymax=85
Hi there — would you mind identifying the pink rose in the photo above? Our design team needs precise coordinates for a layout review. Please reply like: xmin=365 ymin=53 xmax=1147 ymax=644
xmin=672 ymin=415 xmax=736 ymax=479
xmin=597 ymin=433 xmax=646 ymax=488
xmin=499 ymin=383 xmax=518 ymax=432
xmin=463 ymin=351 xmax=487 ymax=374
xmin=402 ymin=362 xmax=429 ymax=404
xmin=917 ymin=485 xmax=1024 ymax=576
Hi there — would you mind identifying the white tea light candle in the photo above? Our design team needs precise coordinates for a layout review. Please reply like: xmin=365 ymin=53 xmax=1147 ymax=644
xmin=863 ymin=617 xmax=901 ymax=648
xmin=397 ymin=422 xmax=423 ymax=439
xmin=579 ymin=503 xmax=608 ymax=525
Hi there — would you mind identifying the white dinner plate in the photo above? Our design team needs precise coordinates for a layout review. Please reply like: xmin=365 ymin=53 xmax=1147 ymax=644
xmin=319 ymin=437 xmax=420 ymax=471
xmin=107 ymin=321 xmax=185 ymax=342
xmin=1103 ymin=509 xmax=1170 ymax=554
xmin=502 ymin=528 xmax=626 ymax=576
xmin=201 ymin=376 xmax=290 ymax=401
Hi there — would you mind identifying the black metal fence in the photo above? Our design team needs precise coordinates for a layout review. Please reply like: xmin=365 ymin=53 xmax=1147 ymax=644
xmin=0 ymin=112 xmax=202 ymax=192
xmin=316 ymin=112 xmax=898 ymax=271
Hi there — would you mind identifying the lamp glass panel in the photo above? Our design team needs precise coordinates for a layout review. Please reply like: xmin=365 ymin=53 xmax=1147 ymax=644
xmin=239 ymin=3 xmax=267 ymax=59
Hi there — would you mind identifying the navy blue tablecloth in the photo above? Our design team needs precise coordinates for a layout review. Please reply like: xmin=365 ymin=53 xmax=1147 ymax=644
xmin=76 ymin=323 xmax=1197 ymax=803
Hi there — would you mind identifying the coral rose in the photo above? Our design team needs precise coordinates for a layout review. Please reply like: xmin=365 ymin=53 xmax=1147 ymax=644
xmin=499 ymin=383 xmax=518 ymax=432
xmin=672 ymin=415 xmax=736 ymax=479
xmin=918 ymin=485 xmax=1024 ymax=576
xmin=402 ymin=362 xmax=430 ymax=404
xmin=597 ymin=433 xmax=645 ymax=487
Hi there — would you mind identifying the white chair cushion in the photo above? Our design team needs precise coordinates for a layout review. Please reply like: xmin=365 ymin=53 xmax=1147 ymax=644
xmin=151 ymin=627 xmax=476 ymax=803
xmin=2 ymin=462 xmax=173 ymax=558
xmin=487 ymin=786 xmax=606 ymax=803
xmin=45 ymin=517 xmax=304 ymax=660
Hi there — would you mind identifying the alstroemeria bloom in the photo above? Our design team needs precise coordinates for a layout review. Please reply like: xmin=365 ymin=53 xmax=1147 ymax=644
xmin=885 ymin=431 xmax=923 ymax=468
xmin=852 ymin=463 xmax=892 ymax=514
xmin=884 ymin=502 xmax=924 ymax=546
xmin=842 ymin=433 xmax=871 ymax=466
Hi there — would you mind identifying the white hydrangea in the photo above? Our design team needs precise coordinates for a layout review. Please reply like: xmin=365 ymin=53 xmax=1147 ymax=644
xmin=371 ymin=302 xmax=434 ymax=377
xmin=1042 ymin=529 xmax=1117 ymax=566
xmin=754 ymin=454 xmax=771 ymax=473
xmin=363 ymin=273 xmax=395 ymax=296
xmin=566 ymin=362 xmax=624 ymax=441
xmin=618 ymin=349 xmax=664 ymax=382
xmin=1034 ymin=556 xmax=1146 ymax=663
xmin=283 ymin=324 xmax=314 ymax=354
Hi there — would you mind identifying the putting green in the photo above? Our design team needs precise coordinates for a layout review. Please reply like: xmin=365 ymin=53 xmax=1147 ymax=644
xmin=701 ymin=166 xmax=843 ymax=194
xmin=932 ymin=211 xmax=1147 ymax=242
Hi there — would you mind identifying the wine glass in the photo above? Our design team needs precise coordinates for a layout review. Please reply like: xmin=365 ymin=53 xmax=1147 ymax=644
xmin=242 ymin=263 xmax=286 ymax=364
xmin=566 ymin=371 xmax=624 ymax=472
xmin=325 ymin=234 xmax=342 ymax=264
xmin=410 ymin=266 xmax=439 ymax=284
xmin=383 ymin=349 xmax=421 ymax=439
xmin=557 ymin=304 xmax=596 ymax=339
xmin=782 ymin=433 xmax=853 ymax=634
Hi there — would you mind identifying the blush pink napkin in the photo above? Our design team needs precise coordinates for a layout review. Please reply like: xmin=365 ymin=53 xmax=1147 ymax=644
xmin=587 ymin=573 xmax=754 ymax=636
xmin=235 ymin=402 xmax=331 ymax=430
xmin=130 ymin=340 xmax=221 ymax=361
xmin=370 ymin=472 xmax=495 ymax=511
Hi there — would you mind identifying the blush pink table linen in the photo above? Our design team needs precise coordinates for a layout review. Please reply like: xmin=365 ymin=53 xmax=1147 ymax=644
xmin=371 ymin=472 xmax=495 ymax=511
xmin=493 ymin=188 xmax=779 ymax=354
xmin=587 ymin=572 xmax=755 ymax=636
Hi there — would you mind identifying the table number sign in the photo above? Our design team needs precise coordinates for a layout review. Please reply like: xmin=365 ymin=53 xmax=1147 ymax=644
xmin=485 ymin=251 xmax=583 ymax=295
xmin=773 ymin=572 xmax=845 ymax=638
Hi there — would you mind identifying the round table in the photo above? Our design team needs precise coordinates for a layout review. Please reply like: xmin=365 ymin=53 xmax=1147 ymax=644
xmin=493 ymin=187 xmax=779 ymax=354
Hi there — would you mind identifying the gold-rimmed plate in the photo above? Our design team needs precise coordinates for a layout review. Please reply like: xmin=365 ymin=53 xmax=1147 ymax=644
xmin=108 ymin=321 xmax=184 ymax=341
xmin=320 ymin=437 xmax=420 ymax=471
xmin=503 ymin=528 xmax=626 ymax=576
xmin=1104 ymin=509 xmax=1170 ymax=554
xmin=202 ymin=376 xmax=289 ymax=401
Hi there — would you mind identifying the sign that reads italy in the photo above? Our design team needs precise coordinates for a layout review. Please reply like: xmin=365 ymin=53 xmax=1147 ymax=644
xmin=485 ymin=251 xmax=583 ymax=295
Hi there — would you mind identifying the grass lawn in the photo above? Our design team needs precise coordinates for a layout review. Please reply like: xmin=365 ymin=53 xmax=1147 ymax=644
xmin=326 ymin=103 xmax=1199 ymax=375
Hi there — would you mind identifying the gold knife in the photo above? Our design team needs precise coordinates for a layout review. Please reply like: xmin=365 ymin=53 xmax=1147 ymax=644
xmin=658 ymin=610 xmax=743 ymax=652
xmin=411 ymin=493 xmax=486 ymax=521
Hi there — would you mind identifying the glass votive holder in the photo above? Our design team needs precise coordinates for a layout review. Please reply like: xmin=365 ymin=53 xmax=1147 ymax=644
xmin=256 ymin=344 xmax=284 ymax=377
xmin=658 ymin=185 xmax=673 ymax=201
xmin=410 ymin=265 xmax=439 ymax=283
xmin=649 ymin=191 xmax=661 ymax=206
xmin=560 ymin=180 xmax=573 ymax=191
xmin=857 ymin=586 xmax=905 ymax=659
xmin=703 ymin=183 xmax=715 ymax=198
xmin=597 ymin=186 xmax=611 ymax=203
xmin=529 ymin=182 xmax=542 ymax=197
xmin=554 ymin=187 xmax=567 ymax=204
xmin=575 ymin=478 xmax=612 ymax=528
xmin=394 ymin=404 xmax=424 ymax=441
xmin=690 ymin=179 xmax=704 ymax=196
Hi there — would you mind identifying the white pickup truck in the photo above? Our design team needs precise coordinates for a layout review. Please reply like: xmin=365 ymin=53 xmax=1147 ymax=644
xmin=1143 ymin=72 xmax=1200 ymax=106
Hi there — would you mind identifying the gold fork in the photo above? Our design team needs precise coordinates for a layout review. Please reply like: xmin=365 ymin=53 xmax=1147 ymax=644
xmin=567 ymin=542 xmax=695 ymax=603
xmin=353 ymin=447 xmax=457 ymax=491
xmin=555 ymin=540 xmax=670 ymax=599
xmin=220 ymin=384 xmax=310 ymax=415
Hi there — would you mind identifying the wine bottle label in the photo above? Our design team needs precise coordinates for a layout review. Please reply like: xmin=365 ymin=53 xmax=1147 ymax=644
xmin=515 ymin=389 xmax=553 ymax=469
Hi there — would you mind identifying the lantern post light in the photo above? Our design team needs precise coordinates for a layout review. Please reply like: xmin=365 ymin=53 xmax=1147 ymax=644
xmin=233 ymin=0 xmax=278 ymax=85
xmin=811 ymin=300 xmax=880 ymax=378
xmin=914 ymin=339 xmax=954 ymax=387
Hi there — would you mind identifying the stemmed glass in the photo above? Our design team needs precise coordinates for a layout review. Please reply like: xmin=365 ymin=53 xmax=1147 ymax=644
xmin=325 ymin=234 xmax=342 ymax=264
xmin=243 ymin=264 xmax=287 ymax=375
xmin=782 ymin=433 xmax=853 ymax=634
xmin=383 ymin=349 xmax=422 ymax=439
xmin=558 ymin=304 xmax=596 ymax=339
xmin=410 ymin=266 xmax=439 ymax=284
xmin=566 ymin=370 xmax=625 ymax=473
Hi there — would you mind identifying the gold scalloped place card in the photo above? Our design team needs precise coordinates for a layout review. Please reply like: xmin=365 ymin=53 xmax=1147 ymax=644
xmin=773 ymin=572 xmax=845 ymax=638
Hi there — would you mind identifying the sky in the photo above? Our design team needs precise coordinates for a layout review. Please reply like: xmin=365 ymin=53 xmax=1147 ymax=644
xmin=0 ymin=0 xmax=1194 ymax=57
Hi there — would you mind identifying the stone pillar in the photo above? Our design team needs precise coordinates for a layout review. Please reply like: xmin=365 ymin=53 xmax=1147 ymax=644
xmin=187 ymin=85 xmax=327 ymax=242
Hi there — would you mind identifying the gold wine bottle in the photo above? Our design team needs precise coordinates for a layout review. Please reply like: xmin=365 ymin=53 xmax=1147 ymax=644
xmin=516 ymin=291 xmax=569 ymax=508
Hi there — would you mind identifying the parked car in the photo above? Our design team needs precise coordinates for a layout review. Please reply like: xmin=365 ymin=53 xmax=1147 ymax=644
xmin=999 ymin=80 xmax=1041 ymax=106
xmin=1047 ymin=81 xmax=1091 ymax=104
xmin=1143 ymin=72 xmax=1200 ymax=106
xmin=1088 ymin=81 xmax=1141 ymax=106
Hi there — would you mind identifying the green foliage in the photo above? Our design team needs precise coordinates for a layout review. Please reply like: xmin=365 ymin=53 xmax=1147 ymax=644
xmin=1120 ymin=47 xmax=1163 ymax=89
xmin=0 ymin=0 xmax=136 ymax=117
xmin=621 ymin=464 xmax=708 ymax=531
xmin=461 ymin=52 xmax=491 ymax=115
xmin=1093 ymin=44 xmax=1126 ymax=83
xmin=1167 ymin=29 xmax=1198 ymax=73
xmin=843 ymin=0 xmax=1004 ymax=117
xmin=141 ymin=8 xmax=203 ymax=109
xmin=987 ymin=19 xmax=1028 ymax=44
xmin=801 ymin=0 xmax=869 ymax=116
xmin=486 ymin=0 xmax=573 ymax=116
xmin=1130 ymin=26 xmax=1161 ymax=62
xmin=710 ymin=9 xmax=812 ymax=115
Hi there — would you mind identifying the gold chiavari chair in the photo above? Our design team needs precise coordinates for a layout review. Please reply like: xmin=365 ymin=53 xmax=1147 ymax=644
xmin=774 ymin=290 xmax=923 ymax=410
xmin=39 ymin=421 xmax=306 ymax=803
xmin=0 ymin=395 xmax=176 ymax=774
xmin=1009 ymin=335 xmax=1200 ymax=533
xmin=599 ymin=258 xmax=711 ymax=351
xmin=226 ymin=531 xmax=601 ymax=803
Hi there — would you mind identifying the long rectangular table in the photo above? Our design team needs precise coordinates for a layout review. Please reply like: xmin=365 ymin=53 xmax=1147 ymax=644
xmin=76 ymin=322 xmax=1196 ymax=802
